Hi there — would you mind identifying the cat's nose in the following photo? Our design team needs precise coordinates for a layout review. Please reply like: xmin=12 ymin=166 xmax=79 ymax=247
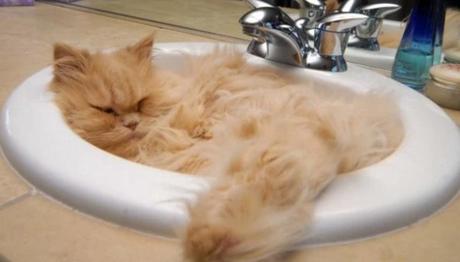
xmin=122 ymin=113 xmax=140 ymax=130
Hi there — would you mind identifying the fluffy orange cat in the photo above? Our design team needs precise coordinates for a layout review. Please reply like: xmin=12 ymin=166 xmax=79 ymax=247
xmin=50 ymin=35 xmax=403 ymax=262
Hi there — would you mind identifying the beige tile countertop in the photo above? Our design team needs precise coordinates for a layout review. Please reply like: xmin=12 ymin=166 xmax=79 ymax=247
xmin=0 ymin=3 xmax=460 ymax=262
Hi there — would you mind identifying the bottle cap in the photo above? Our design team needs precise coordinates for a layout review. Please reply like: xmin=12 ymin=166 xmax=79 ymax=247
xmin=429 ymin=64 xmax=460 ymax=87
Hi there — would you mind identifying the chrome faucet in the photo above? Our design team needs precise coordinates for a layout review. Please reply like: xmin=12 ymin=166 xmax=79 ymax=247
xmin=240 ymin=0 xmax=368 ymax=72
xmin=296 ymin=0 xmax=326 ymax=28
xmin=339 ymin=1 xmax=401 ymax=51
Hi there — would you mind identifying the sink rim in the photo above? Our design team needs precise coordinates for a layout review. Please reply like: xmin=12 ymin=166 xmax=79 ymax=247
xmin=1 ymin=42 xmax=459 ymax=246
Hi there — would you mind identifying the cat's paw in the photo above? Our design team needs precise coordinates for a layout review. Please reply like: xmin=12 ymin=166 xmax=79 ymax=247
xmin=184 ymin=224 xmax=239 ymax=262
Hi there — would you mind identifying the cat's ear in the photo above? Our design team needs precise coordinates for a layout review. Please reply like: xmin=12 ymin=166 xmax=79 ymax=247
xmin=53 ymin=43 xmax=90 ymax=81
xmin=126 ymin=33 xmax=154 ymax=61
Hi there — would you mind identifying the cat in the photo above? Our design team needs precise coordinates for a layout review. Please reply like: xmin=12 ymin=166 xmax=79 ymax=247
xmin=50 ymin=35 xmax=403 ymax=262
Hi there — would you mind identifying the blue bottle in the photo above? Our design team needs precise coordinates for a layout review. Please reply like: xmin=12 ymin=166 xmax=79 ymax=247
xmin=433 ymin=1 xmax=446 ymax=65
xmin=391 ymin=0 xmax=445 ymax=91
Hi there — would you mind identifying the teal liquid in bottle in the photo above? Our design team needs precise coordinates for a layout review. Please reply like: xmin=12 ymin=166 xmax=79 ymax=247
xmin=392 ymin=48 xmax=433 ymax=89
xmin=391 ymin=0 xmax=445 ymax=91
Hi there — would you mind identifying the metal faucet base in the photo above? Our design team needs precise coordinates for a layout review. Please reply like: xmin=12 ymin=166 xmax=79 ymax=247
xmin=348 ymin=37 xmax=380 ymax=51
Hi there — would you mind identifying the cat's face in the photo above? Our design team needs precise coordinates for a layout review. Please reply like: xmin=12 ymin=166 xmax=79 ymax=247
xmin=50 ymin=35 xmax=158 ymax=158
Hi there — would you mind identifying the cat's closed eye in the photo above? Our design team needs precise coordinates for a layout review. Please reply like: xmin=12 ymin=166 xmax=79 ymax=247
xmin=91 ymin=105 xmax=119 ymax=116
xmin=103 ymin=107 xmax=117 ymax=115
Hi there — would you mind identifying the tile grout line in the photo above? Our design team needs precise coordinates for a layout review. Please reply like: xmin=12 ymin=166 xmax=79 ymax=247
xmin=0 ymin=190 xmax=35 ymax=211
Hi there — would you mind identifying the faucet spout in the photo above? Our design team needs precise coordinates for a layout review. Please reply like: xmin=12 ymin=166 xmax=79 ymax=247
xmin=240 ymin=7 xmax=304 ymax=66
xmin=246 ymin=28 xmax=304 ymax=67
xmin=305 ymin=13 xmax=368 ymax=58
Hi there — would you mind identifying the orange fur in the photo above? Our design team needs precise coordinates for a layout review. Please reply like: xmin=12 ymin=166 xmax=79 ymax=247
xmin=50 ymin=35 xmax=403 ymax=262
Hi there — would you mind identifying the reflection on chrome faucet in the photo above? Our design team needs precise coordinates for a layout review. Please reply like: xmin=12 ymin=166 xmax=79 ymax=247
xmin=343 ymin=2 xmax=401 ymax=51
xmin=240 ymin=0 xmax=368 ymax=72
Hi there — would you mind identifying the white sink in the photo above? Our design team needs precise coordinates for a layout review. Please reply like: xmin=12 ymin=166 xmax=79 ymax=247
xmin=1 ymin=42 xmax=459 ymax=246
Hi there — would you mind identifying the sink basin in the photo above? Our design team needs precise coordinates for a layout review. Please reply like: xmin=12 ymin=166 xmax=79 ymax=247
xmin=1 ymin=42 xmax=459 ymax=247
xmin=345 ymin=19 xmax=405 ymax=71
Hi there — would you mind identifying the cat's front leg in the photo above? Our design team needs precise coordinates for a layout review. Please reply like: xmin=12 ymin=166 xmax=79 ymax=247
xmin=168 ymin=101 xmax=215 ymax=140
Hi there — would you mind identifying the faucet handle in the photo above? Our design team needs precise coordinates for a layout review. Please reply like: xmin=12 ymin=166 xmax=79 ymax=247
xmin=295 ymin=0 xmax=326 ymax=26
xmin=301 ymin=0 xmax=324 ymax=5
xmin=338 ymin=0 xmax=363 ymax=13
xmin=358 ymin=3 xmax=401 ymax=18
xmin=240 ymin=7 xmax=296 ymax=29
xmin=246 ymin=0 xmax=274 ymax=9
xmin=316 ymin=12 xmax=368 ymax=32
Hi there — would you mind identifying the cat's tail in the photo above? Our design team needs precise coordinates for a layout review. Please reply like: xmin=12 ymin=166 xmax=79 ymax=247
xmin=183 ymin=179 xmax=313 ymax=262
xmin=181 ymin=136 xmax=338 ymax=262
